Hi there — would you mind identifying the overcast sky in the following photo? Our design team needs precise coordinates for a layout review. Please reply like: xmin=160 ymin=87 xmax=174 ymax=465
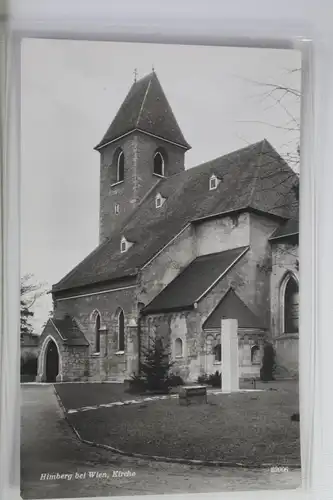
xmin=20 ymin=39 xmax=301 ymax=332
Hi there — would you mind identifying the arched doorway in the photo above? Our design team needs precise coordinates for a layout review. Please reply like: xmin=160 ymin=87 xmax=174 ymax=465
xmin=45 ymin=340 xmax=59 ymax=382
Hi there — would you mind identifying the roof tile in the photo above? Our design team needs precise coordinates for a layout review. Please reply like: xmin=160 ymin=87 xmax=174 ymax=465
xmin=52 ymin=316 xmax=89 ymax=346
xmin=269 ymin=218 xmax=299 ymax=241
xmin=53 ymin=140 xmax=298 ymax=293
xmin=142 ymin=247 xmax=248 ymax=314
xmin=203 ymin=288 xmax=264 ymax=329
xmin=95 ymin=72 xmax=191 ymax=150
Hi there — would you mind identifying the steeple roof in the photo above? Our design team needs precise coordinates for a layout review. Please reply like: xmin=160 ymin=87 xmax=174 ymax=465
xmin=95 ymin=72 xmax=191 ymax=150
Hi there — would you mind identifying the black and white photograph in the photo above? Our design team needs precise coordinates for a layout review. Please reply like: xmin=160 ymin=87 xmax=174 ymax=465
xmin=20 ymin=39 xmax=301 ymax=499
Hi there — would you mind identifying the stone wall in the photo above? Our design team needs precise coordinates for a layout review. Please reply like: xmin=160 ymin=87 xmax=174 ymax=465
xmin=141 ymin=311 xmax=265 ymax=382
xmin=54 ymin=282 xmax=138 ymax=381
xmin=138 ymin=224 xmax=196 ymax=305
xmin=196 ymin=212 xmax=278 ymax=326
xmin=238 ymin=330 xmax=265 ymax=378
xmin=195 ymin=213 xmax=250 ymax=256
xmin=249 ymin=212 xmax=280 ymax=328
xmin=202 ymin=327 xmax=264 ymax=378
xmin=139 ymin=212 xmax=279 ymax=382
xmin=62 ymin=345 xmax=90 ymax=382
xmin=274 ymin=334 xmax=299 ymax=377
xmin=141 ymin=311 xmax=200 ymax=382
xmin=270 ymin=241 xmax=299 ymax=337
xmin=50 ymin=210 xmax=294 ymax=382
xmin=99 ymin=132 xmax=186 ymax=243
xmin=270 ymin=240 xmax=299 ymax=376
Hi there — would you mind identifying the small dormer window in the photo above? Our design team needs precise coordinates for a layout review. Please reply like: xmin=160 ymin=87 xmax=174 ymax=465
xmin=117 ymin=151 xmax=125 ymax=182
xmin=115 ymin=203 xmax=120 ymax=215
xmin=153 ymin=151 xmax=165 ymax=177
xmin=209 ymin=174 xmax=218 ymax=190
xmin=120 ymin=235 xmax=133 ymax=253
xmin=155 ymin=192 xmax=165 ymax=208
xmin=120 ymin=236 xmax=127 ymax=253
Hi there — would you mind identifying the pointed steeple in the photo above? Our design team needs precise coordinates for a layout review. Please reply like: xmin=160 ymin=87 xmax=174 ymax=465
xmin=95 ymin=72 xmax=191 ymax=150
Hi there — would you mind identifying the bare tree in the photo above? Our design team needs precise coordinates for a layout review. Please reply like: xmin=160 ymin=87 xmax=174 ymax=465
xmin=230 ymin=69 xmax=301 ymax=268
xmin=20 ymin=274 xmax=46 ymax=339
xmin=237 ymin=68 xmax=301 ymax=171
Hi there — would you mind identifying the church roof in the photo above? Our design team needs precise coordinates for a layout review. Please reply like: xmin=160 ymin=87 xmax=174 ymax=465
xmin=203 ymin=288 xmax=264 ymax=330
xmin=269 ymin=218 xmax=299 ymax=241
xmin=51 ymin=316 xmax=89 ymax=346
xmin=141 ymin=247 xmax=248 ymax=315
xmin=95 ymin=72 xmax=191 ymax=150
xmin=53 ymin=139 xmax=298 ymax=294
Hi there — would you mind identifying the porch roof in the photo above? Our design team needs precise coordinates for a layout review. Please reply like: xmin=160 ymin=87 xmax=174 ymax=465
xmin=142 ymin=247 xmax=248 ymax=315
xmin=51 ymin=316 xmax=89 ymax=346
xmin=203 ymin=288 xmax=265 ymax=330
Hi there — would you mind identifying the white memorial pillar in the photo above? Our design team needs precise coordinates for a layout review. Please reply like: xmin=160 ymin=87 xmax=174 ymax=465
xmin=126 ymin=318 xmax=139 ymax=377
xmin=221 ymin=319 xmax=239 ymax=392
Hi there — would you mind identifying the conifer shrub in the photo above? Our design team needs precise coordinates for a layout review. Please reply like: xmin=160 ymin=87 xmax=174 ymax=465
xmin=129 ymin=337 xmax=174 ymax=394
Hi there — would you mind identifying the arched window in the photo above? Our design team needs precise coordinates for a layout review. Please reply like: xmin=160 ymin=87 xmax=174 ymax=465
xmin=118 ymin=309 xmax=125 ymax=351
xmin=153 ymin=152 xmax=165 ymax=176
xmin=175 ymin=338 xmax=183 ymax=358
xmin=117 ymin=151 xmax=125 ymax=182
xmin=284 ymin=276 xmax=299 ymax=333
xmin=214 ymin=343 xmax=221 ymax=362
xmin=251 ymin=345 xmax=261 ymax=365
xmin=95 ymin=313 xmax=101 ymax=353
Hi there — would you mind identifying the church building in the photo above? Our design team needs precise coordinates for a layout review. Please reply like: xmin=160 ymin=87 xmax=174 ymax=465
xmin=36 ymin=71 xmax=299 ymax=383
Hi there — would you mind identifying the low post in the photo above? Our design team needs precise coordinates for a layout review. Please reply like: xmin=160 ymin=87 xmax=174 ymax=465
xmin=221 ymin=318 xmax=239 ymax=392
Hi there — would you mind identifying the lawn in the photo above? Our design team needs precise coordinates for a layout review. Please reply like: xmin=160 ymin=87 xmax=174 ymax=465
xmin=55 ymin=379 xmax=296 ymax=411
xmin=55 ymin=382 xmax=129 ymax=410
xmin=62 ymin=382 xmax=300 ymax=467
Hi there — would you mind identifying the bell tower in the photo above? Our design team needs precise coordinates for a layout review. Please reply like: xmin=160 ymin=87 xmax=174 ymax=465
xmin=95 ymin=71 xmax=191 ymax=244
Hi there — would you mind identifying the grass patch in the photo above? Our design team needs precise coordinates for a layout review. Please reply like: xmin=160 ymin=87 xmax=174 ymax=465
xmin=55 ymin=383 xmax=128 ymax=410
xmin=66 ymin=384 xmax=300 ymax=466
xmin=56 ymin=380 xmax=297 ymax=411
